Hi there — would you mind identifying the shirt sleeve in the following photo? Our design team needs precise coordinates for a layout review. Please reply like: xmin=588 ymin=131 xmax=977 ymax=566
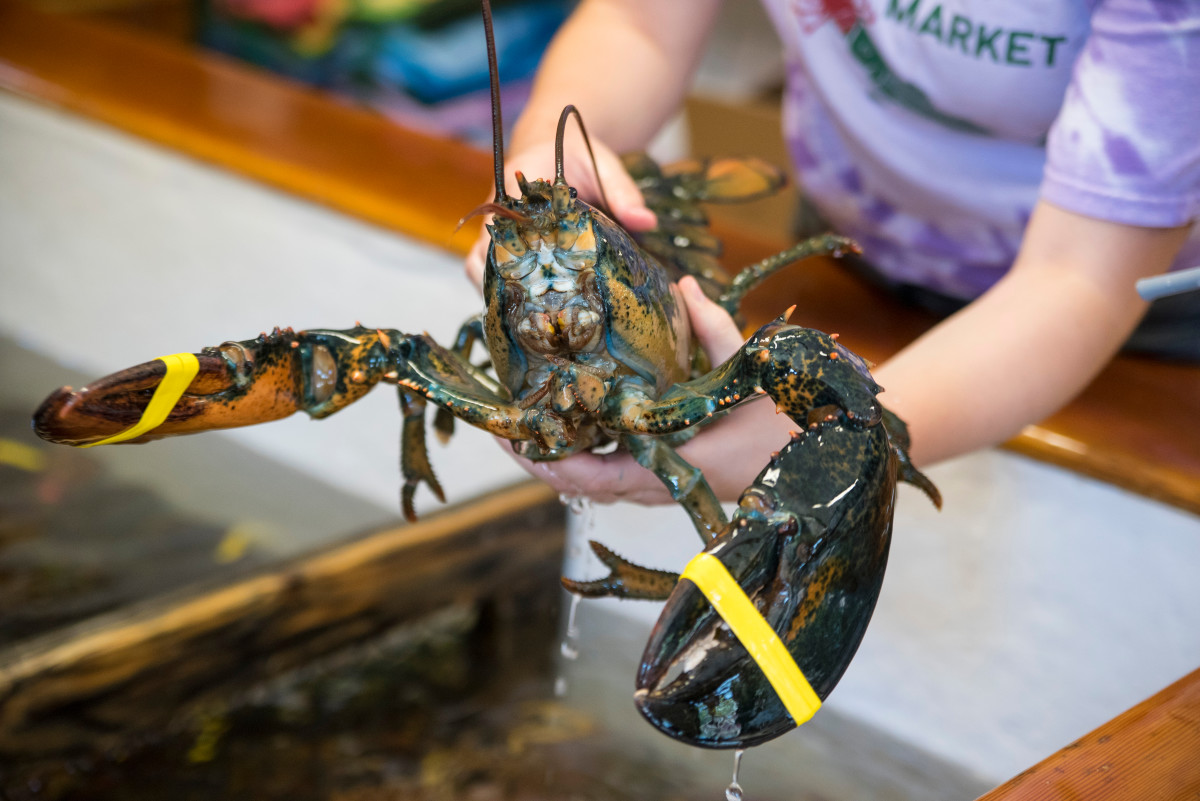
xmin=1041 ymin=1 xmax=1200 ymax=228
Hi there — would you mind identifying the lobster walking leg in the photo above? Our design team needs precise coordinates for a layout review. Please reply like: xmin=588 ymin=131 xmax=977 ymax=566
xmin=717 ymin=233 xmax=861 ymax=315
xmin=433 ymin=314 xmax=495 ymax=443
xmin=561 ymin=540 xmax=678 ymax=600
xmin=624 ymin=434 xmax=728 ymax=543
xmin=399 ymin=390 xmax=445 ymax=521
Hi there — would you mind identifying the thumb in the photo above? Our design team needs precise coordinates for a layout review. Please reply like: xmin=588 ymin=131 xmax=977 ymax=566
xmin=679 ymin=276 xmax=743 ymax=364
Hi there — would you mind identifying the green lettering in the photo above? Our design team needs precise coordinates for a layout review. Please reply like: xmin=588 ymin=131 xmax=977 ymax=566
xmin=918 ymin=5 xmax=944 ymax=41
xmin=1042 ymin=34 xmax=1067 ymax=67
xmin=1006 ymin=30 xmax=1033 ymax=66
xmin=975 ymin=24 xmax=1002 ymax=61
xmin=849 ymin=27 xmax=889 ymax=80
xmin=886 ymin=0 xmax=921 ymax=27
xmin=946 ymin=14 xmax=972 ymax=54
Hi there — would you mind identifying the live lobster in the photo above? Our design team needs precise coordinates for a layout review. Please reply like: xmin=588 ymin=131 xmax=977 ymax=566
xmin=31 ymin=0 xmax=940 ymax=750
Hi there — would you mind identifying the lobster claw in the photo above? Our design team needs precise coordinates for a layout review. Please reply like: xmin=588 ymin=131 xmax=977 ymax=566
xmin=31 ymin=327 xmax=350 ymax=447
xmin=634 ymin=419 xmax=898 ymax=749
xmin=33 ymin=351 xmax=250 ymax=446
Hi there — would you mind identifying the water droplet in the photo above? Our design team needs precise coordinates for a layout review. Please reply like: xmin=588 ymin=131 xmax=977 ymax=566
xmin=724 ymin=748 xmax=746 ymax=801
xmin=565 ymin=593 xmax=582 ymax=639
xmin=560 ymin=595 xmax=581 ymax=660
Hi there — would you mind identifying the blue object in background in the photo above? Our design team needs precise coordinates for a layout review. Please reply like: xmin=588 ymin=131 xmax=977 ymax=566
xmin=373 ymin=2 xmax=570 ymax=104
xmin=199 ymin=0 xmax=573 ymax=139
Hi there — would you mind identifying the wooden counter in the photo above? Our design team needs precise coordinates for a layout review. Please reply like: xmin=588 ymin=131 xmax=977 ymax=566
xmin=975 ymin=667 xmax=1200 ymax=801
xmin=1 ymin=0 xmax=1198 ymax=516
xmin=0 ymin=481 xmax=565 ymax=755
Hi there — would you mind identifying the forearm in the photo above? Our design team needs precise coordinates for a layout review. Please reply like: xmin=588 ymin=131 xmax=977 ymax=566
xmin=874 ymin=201 xmax=1192 ymax=466
xmin=509 ymin=0 xmax=722 ymax=154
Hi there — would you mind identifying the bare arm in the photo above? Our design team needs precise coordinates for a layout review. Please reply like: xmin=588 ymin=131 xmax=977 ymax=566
xmin=877 ymin=201 xmax=1191 ymax=465
xmin=509 ymin=0 xmax=722 ymax=154
xmin=524 ymin=202 xmax=1193 ymax=502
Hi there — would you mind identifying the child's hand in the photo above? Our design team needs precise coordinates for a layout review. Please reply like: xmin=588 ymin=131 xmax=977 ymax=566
xmin=464 ymin=134 xmax=657 ymax=288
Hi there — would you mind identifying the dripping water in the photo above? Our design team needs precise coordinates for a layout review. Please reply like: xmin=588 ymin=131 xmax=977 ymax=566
xmin=558 ymin=494 xmax=596 ymax=562
xmin=556 ymin=494 xmax=590 ymax=520
xmin=559 ymin=593 xmax=582 ymax=660
xmin=725 ymin=748 xmax=746 ymax=801
xmin=554 ymin=592 xmax=583 ymax=696
xmin=554 ymin=495 xmax=593 ymax=695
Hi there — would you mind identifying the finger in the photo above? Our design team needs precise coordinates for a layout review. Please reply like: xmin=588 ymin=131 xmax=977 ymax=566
xmin=679 ymin=276 xmax=744 ymax=364
xmin=557 ymin=144 xmax=655 ymax=233
xmin=536 ymin=456 xmax=676 ymax=505
xmin=594 ymin=149 xmax=656 ymax=231
xmin=504 ymin=441 xmax=676 ymax=505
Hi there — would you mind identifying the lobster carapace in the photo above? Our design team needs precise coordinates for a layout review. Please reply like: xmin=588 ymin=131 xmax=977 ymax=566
xmin=31 ymin=0 xmax=939 ymax=750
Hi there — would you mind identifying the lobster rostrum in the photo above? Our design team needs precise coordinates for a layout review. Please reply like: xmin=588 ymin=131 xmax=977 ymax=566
xmin=30 ymin=0 xmax=939 ymax=750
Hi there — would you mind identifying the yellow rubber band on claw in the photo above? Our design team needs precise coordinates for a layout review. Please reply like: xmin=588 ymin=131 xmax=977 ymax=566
xmin=80 ymin=353 xmax=200 ymax=447
xmin=680 ymin=551 xmax=822 ymax=726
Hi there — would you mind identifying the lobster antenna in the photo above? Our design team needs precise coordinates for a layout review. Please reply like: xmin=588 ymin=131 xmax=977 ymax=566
xmin=555 ymin=104 xmax=614 ymax=217
xmin=482 ymin=0 xmax=507 ymax=203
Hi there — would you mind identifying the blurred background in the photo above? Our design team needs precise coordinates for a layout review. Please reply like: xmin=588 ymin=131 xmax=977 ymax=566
xmin=1 ymin=1 xmax=1199 ymax=799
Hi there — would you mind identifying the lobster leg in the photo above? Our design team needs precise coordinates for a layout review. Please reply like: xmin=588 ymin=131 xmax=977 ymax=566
xmin=595 ymin=314 xmax=940 ymax=748
xmin=634 ymin=416 xmax=900 ymax=748
xmin=717 ymin=233 xmax=861 ymax=315
xmin=561 ymin=540 xmax=678 ymax=601
xmin=33 ymin=326 xmax=402 ymax=447
xmin=399 ymin=390 xmax=445 ymax=521
xmin=624 ymin=434 xmax=728 ymax=543
xmin=432 ymin=314 xmax=495 ymax=444
xmin=599 ymin=312 xmax=886 ymax=439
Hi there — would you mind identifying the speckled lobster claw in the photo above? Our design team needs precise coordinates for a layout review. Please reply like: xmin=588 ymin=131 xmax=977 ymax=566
xmin=634 ymin=402 xmax=909 ymax=748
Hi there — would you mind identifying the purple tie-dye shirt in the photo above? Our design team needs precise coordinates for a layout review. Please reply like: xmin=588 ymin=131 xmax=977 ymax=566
xmin=758 ymin=0 xmax=1200 ymax=299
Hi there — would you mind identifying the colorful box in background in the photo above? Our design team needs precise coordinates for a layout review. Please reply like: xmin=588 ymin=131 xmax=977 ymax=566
xmin=199 ymin=0 xmax=573 ymax=144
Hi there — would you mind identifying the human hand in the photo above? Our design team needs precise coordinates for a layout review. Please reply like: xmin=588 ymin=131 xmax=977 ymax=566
xmin=515 ymin=275 xmax=798 ymax=505
xmin=463 ymin=133 xmax=658 ymax=288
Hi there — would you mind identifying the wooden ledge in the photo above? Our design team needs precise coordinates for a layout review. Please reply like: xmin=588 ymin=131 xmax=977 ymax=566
xmin=0 ymin=481 xmax=564 ymax=755
xmin=2 ymin=2 xmax=1198 ymax=515
xmin=975 ymin=667 xmax=1200 ymax=800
